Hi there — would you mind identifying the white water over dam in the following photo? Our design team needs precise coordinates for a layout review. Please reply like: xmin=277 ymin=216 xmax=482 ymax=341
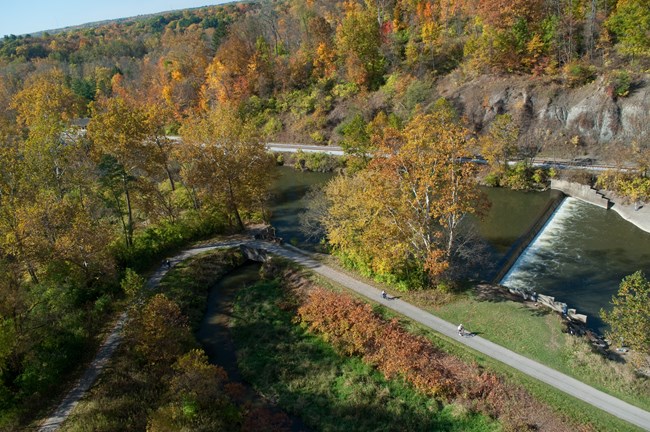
xmin=501 ymin=197 xmax=650 ymax=332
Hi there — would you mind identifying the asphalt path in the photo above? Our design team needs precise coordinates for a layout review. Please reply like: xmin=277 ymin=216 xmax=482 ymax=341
xmin=40 ymin=239 xmax=650 ymax=431
xmin=256 ymin=241 xmax=650 ymax=432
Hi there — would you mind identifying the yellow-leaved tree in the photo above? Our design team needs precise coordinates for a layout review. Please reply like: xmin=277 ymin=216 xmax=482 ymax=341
xmin=178 ymin=105 xmax=275 ymax=230
xmin=324 ymin=100 xmax=486 ymax=285
xmin=480 ymin=113 xmax=519 ymax=178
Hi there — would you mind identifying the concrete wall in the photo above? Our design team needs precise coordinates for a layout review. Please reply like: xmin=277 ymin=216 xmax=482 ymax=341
xmin=493 ymin=191 xmax=565 ymax=283
xmin=550 ymin=179 xmax=611 ymax=209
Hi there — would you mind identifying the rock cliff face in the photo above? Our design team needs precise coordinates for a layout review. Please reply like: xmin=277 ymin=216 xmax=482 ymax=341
xmin=436 ymin=74 xmax=650 ymax=156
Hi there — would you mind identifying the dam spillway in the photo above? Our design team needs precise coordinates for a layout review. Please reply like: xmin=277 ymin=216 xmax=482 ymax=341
xmin=500 ymin=197 xmax=650 ymax=332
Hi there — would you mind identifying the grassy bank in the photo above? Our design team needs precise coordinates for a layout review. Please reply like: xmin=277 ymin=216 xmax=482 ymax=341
xmin=307 ymin=268 xmax=644 ymax=432
xmin=422 ymin=293 xmax=650 ymax=413
xmin=231 ymin=277 xmax=499 ymax=432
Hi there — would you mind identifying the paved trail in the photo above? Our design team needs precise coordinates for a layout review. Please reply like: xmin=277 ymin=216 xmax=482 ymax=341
xmin=256 ymin=242 xmax=650 ymax=432
xmin=40 ymin=240 xmax=650 ymax=432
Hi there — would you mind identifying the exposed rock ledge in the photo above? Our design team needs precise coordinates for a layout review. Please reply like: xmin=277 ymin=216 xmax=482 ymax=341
xmin=437 ymin=74 xmax=650 ymax=154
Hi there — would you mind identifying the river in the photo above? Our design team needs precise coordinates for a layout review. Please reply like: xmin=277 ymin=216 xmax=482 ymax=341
xmin=269 ymin=166 xmax=650 ymax=331
xmin=502 ymin=197 xmax=650 ymax=332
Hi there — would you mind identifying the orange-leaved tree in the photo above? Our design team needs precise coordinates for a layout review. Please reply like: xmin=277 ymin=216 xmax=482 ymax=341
xmin=376 ymin=100 xmax=485 ymax=277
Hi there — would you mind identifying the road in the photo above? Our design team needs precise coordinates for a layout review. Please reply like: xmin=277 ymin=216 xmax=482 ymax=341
xmin=262 ymin=142 xmax=634 ymax=173
xmin=40 ymin=239 xmax=650 ymax=432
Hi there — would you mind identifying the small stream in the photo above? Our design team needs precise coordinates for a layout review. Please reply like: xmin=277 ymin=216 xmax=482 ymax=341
xmin=197 ymin=262 xmax=262 ymax=379
xmin=197 ymin=262 xmax=310 ymax=431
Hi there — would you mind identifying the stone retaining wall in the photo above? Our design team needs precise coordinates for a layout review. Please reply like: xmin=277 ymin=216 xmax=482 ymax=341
xmin=550 ymin=179 xmax=611 ymax=209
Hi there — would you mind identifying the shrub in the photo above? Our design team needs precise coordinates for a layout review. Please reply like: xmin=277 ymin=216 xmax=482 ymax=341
xmin=295 ymin=287 xmax=571 ymax=430
xmin=291 ymin=150 xmax=340 ymax=172
xmin=403 ymin=78 xmax=433 ymax=112
xmin=563 ymin=61 xmax=597 ymax=87
xmin=278 ymin=89 xmax=317 ymax=116
xmin=309 ymin=130 xmax=326 ymax=143
xmin=261 ymin=116 xmax=283 ymax=137
xmin=332 ymin=82 xmax=359 ymax=100
xmin=484 ymin=172 xmax=502 ymax=187
xmin=610 ymin=70 xmax=632 ymax=97
xmin=113 ymin=210 xmax=227 ymax=271
xmin=127 ymin=294 xmax=194 ymax=370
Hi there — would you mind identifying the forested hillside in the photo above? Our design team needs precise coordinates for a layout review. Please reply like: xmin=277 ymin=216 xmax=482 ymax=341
xmin=0 ymin=0 xmax=649 ymax=428
xmin=1 ymin=0 xmax=649 ymax=149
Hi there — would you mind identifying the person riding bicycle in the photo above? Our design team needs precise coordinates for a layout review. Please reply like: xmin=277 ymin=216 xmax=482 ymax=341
xmin=458 ymin=323 xmax=465 ymax=336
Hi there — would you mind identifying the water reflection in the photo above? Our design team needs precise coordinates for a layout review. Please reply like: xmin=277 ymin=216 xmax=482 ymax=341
xmin=268 ymin=167 xmax=650 ymax=331
xmin=269 ymin=166 xmax=333 ymax=249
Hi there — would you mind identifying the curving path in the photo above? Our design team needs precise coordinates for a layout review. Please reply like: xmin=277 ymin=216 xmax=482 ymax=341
xmin=40 ymin=239 xmax=650 ymax=431
xmin=38 ymin=241 xmax=244 ymax=432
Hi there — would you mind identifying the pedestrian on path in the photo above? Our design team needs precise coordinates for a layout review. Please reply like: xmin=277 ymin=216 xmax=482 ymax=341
xmin=381 ymin=290 xmax=387 ymax=299
xmin=458 ymin=323 xmax=465 ymax=336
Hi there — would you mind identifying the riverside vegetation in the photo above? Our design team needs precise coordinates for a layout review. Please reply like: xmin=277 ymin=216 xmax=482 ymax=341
xmin=1 ymin=0 xmax=649 ymax=429
xmin=232 ymin=259 xmax=636 ymax=431
xmin=58 ymin=248 xmax=296 ymax=432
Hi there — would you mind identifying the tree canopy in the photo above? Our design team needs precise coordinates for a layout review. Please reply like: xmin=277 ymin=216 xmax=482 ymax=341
xmin=601 ymin=271 xmax=650 ymax=364
xmin=323 ymin=100 xmax=486 ymax=286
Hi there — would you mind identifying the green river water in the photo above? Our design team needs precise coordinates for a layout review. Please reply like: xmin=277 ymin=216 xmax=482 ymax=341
xmin=269 ymin=167 xmax=650 ymax=331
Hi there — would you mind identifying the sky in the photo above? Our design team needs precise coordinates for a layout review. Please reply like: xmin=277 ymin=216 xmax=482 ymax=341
xmin=1 ymin=0 xmax=232 ymax=37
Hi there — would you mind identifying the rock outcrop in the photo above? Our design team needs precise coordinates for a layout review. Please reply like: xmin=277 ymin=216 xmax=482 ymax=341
xmin=437 ymin=74 xmax=650 ymax=155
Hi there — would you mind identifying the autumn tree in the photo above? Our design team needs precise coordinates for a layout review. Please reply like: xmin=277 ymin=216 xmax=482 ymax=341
xmin=11 ymin=68 xmax=84 ymax=194
xmin=88 ymin=97 xmax=149 ymax=247
xmin=339 ymin=113 xmax=373 ymax=172
xmin=147 ymin=349 xmax=242 ymax=431
xmin=606 ymin=0 xmax=650 ymax=59
xmin=324 ymin=100 xmax=485 ymax=283
xmin=7 ymin=69 xmax=113 ymax=282
xmin=178 ymin=105 xmax=275 ymax=230
xmin=601 ymin=271 xmax=650 ymax=365
xmin=481 ymin=114 xmax=520 ymax=178
xmin=157 ymin=26 xmax=213 ymax=115
xmin=597 ymin=141 xmax=650 ymax=203
xmin=323 ymin=169 xmax=409 ymax=277
xmin=376 ymin=102 xmax=486 ymax=277
xmin=202 ymin=17 xmax=262 ymax=106
xmin=336 ymin=0 xmax=386 ymax=89
xmin=128 ymin=294 xmax=193 ymax=369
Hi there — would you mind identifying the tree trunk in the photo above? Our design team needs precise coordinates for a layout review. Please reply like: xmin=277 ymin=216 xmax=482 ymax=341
xmin=227 ymin=178 xmax=244 ymax=231
xmin=164 ymin=164 xmax=176 ymax=191
xmin=123 ymin=174 xmax=134 ymax=248
xmin=15 ymin=234 xmax=39 ymax=284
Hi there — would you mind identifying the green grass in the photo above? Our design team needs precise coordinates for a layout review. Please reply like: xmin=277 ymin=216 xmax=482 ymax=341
xmin=231 ymin=278 xmax=500 ymax=432
xmin=399 ymin=319 xmax=645 ymax=432
xmin=307 ymin=271 xmax=645 ymax=432
xmin=425 ymin=294 xmax=650 ymax=414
